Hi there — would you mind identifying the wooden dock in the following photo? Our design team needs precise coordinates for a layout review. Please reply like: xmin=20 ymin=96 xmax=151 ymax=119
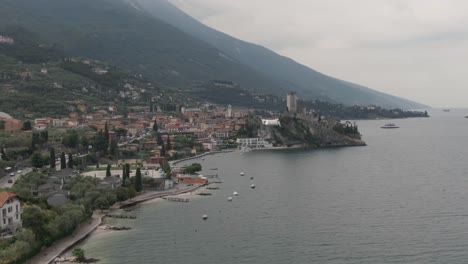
xmin=164 ymin=197 xmax=189 ymax=202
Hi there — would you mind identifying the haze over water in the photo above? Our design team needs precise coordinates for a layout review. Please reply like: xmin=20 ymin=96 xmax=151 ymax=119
xmin=79 ymin=109 xmax=468 ymax=263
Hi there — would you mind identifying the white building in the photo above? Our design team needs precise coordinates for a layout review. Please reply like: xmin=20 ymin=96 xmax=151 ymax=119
xmin=261 ymin=119 xmax=281 ymax=126
xmin=287 ymin=91 xmax=297 ymax=113
xmin=0 ymin=192 xmax=22 ymax=238
xmin=236 ymin=138 xmax=273 ymax=149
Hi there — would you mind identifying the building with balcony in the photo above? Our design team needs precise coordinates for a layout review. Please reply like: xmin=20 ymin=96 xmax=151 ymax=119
xmin=0 ymin=192 xmax=22 ymax=238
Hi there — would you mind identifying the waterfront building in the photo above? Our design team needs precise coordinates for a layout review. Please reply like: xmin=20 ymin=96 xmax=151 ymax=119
xmin=0 ymin=192 xmax=22 ymax=239
xmin=236 ymin=138 xmax=273 ymax=149
xmin=287 ymin=91 xmax=297 ymax=113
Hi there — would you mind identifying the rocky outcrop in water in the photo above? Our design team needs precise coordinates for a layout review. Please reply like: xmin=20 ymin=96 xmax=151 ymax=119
xmin=251 ymin=115 xmax=365 ymax=148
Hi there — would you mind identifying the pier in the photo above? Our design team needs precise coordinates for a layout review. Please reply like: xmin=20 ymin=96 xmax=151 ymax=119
xmin=164 ymin=197 xmax=189 ymax=202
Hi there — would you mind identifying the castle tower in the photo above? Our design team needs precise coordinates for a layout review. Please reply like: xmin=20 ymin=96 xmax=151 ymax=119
xmin=226 ymin=104 xmax=232 ymax=118
xmin=287 ymin=91 xmax=297 ymax=113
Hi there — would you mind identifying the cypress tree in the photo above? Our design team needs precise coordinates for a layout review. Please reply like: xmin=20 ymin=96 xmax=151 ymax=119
xmin=125 ymin=163 xmax=130 ymax=179
xmin=166 ymin=136 xmax=171 ymax=151
xmin=104 ymin=122 xmax=109 ymax=151
xmin=122 ymin=165 xmax=126 ymax=186
xmin=106 ymin=164 xmax=111 ymax=177
xmin=68 ymin=153 xmax=73 ymax=169
xmin=110 ymin=139 xmax=118 ymax=159
xmin=135 ymin=167 xmax=142 ymax=192
xmin=160 ymin=143 xmax=166 ymax=157
xmin=60 ymin=152 xmax=66 ymax=169
xmin=156 ymin=133 xmax=163 ymax=146
xmin=49 ymin=148 xmax=56 ymax=168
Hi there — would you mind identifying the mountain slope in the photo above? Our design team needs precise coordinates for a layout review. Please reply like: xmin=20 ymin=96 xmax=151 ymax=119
xmin=135 ymin=0 xmax=427 ymax=109
xmin=0 ymin=0 xmax=283 ymax=95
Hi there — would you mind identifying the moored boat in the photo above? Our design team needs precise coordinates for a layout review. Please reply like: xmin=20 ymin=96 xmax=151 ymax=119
xmin=381 ymin=123 xmax=399 ymax=129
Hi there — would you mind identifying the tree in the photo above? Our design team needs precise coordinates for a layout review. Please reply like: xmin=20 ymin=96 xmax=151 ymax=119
xmin=60 ymin=152 xmax=66 ymax=169
xmin=160 ymin=143 xmax=166 ymax=157
xmin=156 ymin=133 xmax=163 ymax=146
xmin=166 ymin=135 xmax=171 ymax=151
xmin=106 ymin=164 xmax=111 ymax=177
xmin=49 ymin=148 xmax=56 ymax=168
xmin=183 ymin=163 xmax=202 ymax=174
xmin=135 ymin=167 xmax=142 ymax=192
xmin=62 ymin=130 xmax=79 ymax=148
xmin=124 ymin=163 xmax=130 ymax=185
xmin=68 ymin=153 xmax=73 ymax=169
xmin=31 ymin=132 xmax=40 ymax=149
xmin=31 ymin=153 xmax=46 ymax=168
xmin=152 ymin=118 xmax=158 ymax=132
xmin=1 ymin=148 xmax=8 ymax=161
xmin=121 ymin=165 xmax=126 ymax=186
xmin=22 ymin=205 xmax=47 ymax=238
xmin=72 ymin=248 xmax=86 ymax=262
xmin=160 ymin=159 xmax=171 ymax=175
xmin=94 ymin=130 xmax=107 ymax=154
xmin=22 ymin=121 xmax=32 ymax=131
xmin=104 ymin=122 xmax=109 ymax=151
xmin=40 ymin=131 xmax=48 ymax=143
xmin=109 ymin=139 xmax=118 ymax=159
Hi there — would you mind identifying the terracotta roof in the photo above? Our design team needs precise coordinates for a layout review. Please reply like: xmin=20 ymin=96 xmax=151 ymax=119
xmin=0 ymin=192 xmax=17 ymax=207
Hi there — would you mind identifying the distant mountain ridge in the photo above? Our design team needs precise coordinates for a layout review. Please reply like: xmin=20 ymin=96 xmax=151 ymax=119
xmin=134 ymin=0 xmax=427 ymax=109
xmin=0 ymin=0 xmax=427 ymax=109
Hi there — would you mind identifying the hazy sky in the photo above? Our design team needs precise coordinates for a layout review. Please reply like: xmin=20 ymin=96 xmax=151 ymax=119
xmin=170 ymin=0 xmax=468 ymax=107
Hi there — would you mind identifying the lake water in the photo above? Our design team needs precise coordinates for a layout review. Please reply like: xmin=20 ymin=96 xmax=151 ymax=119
xmin=78 ymin=109 xmax=468 ymax=264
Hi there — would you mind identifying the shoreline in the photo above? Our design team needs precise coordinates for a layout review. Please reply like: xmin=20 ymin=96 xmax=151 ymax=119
xmin=28 ymin=151 xmax=231 ymax=263
xmin=27 ymin=182 xmax=209 ymax=264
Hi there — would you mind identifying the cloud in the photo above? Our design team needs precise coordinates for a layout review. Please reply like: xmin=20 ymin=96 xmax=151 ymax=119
xmin=170 ymin=0 xmax=468 ymax=107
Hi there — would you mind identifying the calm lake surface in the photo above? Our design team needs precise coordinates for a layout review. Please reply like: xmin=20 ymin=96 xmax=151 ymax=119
xmin=78 ymin=109 xmax=468 ymax=264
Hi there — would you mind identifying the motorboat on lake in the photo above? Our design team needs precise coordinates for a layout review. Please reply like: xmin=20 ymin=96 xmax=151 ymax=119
xmin=381 ymin=123 xmax=399 ymax=129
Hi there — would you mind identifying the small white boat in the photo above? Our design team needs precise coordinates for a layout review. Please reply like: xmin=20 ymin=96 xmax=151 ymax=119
xmin=240 ymin=172 xmax=245 ymax=176
xmin=380 ymin=123 xmax=399 ymax=129
xmin=228 ymin=197 xmax=233 ymax=201
xmin=233 ymin=191 xmax=239 ymax=196
xmin=250 ymin=184 xmax=256 ymax=189
xmin=202 ymin=214 xmax=208 ymax=220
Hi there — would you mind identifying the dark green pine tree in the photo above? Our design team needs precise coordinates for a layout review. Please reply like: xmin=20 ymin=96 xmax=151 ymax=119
xmin=156 ymin=133 xmax=163 ymax=146
xmin=104 ymin=122 xmax=109 ymax=151
xmin=153 ymin=120 xmax=159 ymax=132
xmin=106 ymin=164 xmax=111 ymax=177
xmin=109 ymin=139 xmax=118 ymax=159
xmin=22 ymin=121 xmax=32 ymax=131
xmin=49 ymin=148 xmax=56 ymax=168
xmin=60 ymin=152 xmax=66 ymax=169
xmin=160 ymin=143 xmax=166 ymax=157
xmin=122 ymin=165 xmax=126 ymax=186
xmin=68 ymin=153 xmax=73 ymax=169
xmin=135 ymin=167 xmax=142 ymax=192
xmin=124 ymin=163 xmax=130 ymax=185
xmin=166 ymin=135 xmax=171 ymax=151
xmin=31 ymin=133 xmax=39 ymax=150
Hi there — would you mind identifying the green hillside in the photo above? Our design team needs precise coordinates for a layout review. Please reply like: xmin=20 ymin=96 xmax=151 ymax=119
xmin=135 ymin=0 xmax=427 ymax=109
xmin=0 ymin=0 xmax=282 ymax=97
xmin=0 ymin=28 xmax=193 ymax=118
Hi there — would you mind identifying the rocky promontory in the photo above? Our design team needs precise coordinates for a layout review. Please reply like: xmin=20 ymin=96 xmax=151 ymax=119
xmin=241 ymin=115 xmax=366 ymax=148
